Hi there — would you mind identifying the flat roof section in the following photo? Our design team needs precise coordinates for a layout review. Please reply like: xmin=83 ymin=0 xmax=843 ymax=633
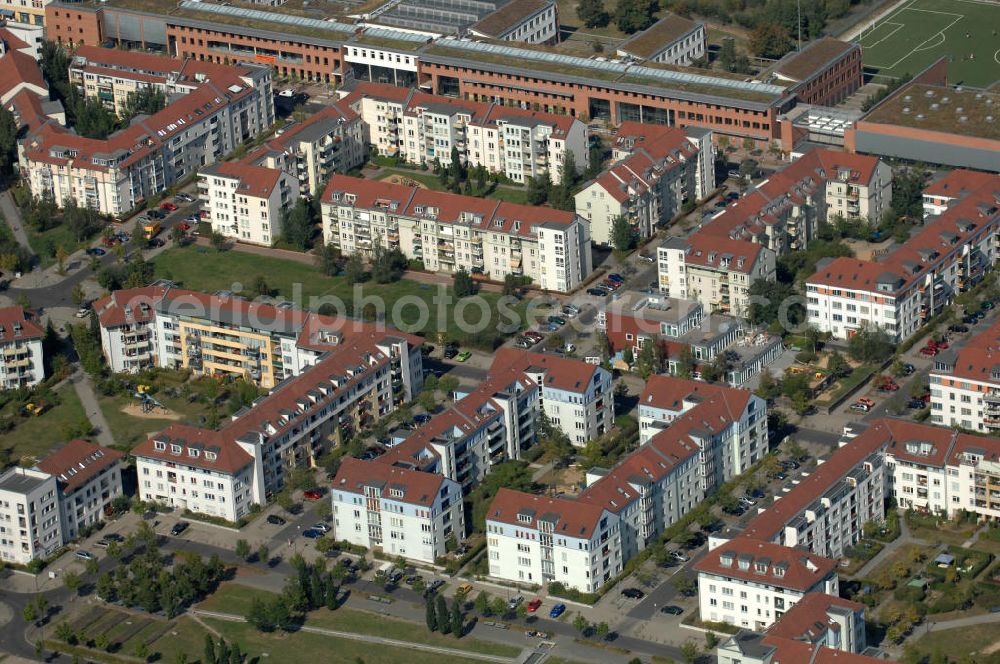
xmin=863 ymin=83 xmax=1000 ymax=141
xmin=616 ymin=13 xmax=701 ymax=60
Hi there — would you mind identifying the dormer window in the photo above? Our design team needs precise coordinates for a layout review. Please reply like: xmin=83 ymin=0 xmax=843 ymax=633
xmin=154 ymin=441 xmax=166 ymax=451
xmin=755 ymin=561 xmax=768 ymax=574
xmin=170 ymin=444 xmax=182 ymax=455
xmin=188 ymin=448 xmax=199 ymax=458
xmin=517 ymin=513 xmax=532 ymax=524
xmin=389 ymin=488 xmax=404 ymax=498
xmin=205 ymin=452 xmax=217 ymax=462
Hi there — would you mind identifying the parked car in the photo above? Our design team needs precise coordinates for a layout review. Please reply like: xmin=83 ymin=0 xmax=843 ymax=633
xmin=908 ymin=399 xmax=927 ymax=409
xmin=146 ymin=209 xmax=164 ymax=219
xmin=900 ymin=363 xmax=916 ymax=376
xmin=413 ymin=414 xmax=431 ymax=425
xmin=160 ymin=202 xmax=178 ymax=211
xmin=95 ymin=539 xmax=110 ymax=548
xmin=456 ymin=582 xmax=473 ymax=595
xmin=671 ymin=550 xmax=690 ymax=562
xmin=526 ymin=598 xmax=542 ymax=612
xmin=75 ymin=550 xmax=96 ymax=561
xmin=949 ymin=324 xmax=969 ymax=333
xmin=75 ymin=308 xmax=90 ymax=319
xmin=312 ymin=523 xmax=331 ymax=533
xmin=456 ymin=351 xmax=472 ymax=362
xmin=587 ymin=287 xmax=608 ymax=296
xmin=104 ymin=533 xmax=124 ymax=543
xmin=919 ymin=346 xmax=938 ymax=357
xmin=170 ymin=521 xmax=189 ymax=536
xmin=443 ymin=347 xmax=459 ymax=359
xmin=621 ymin=587 xmax=645 ymax=599
xmin=425 ymin=579 xmax=446 ymax=595
xmin=302 ymin=528 xmax=322 ymax=539
xmin=549 ymin=603 xmax=566 ymax=618
xmin=514 ymin=337 xmax=533 ymax=349
xmin=857 ymin=397 xmax=875 ymax=407
xmin=547 ymin=316 xmax=566 ymax=326
xmin=508 ymin=595 xmax=524 ymax=610
xmin=303 ymin=488 xmax=325 ymax=500
xmin=638 ymin=253 xmax=655 ymax=263
xmin=185 ymin=214 xmax=200 ymax=223
xmin=660 ymin=605 xmax=684 ymax=615
xmin=769 ymin=471 xmax=788 ymax=481
xmin=178 ymin=222 xmax=191 ymax=231
xmin=175 ymin=193 xmax=194 ymax=202
xmin=608 ymin=273 xmax=624 ymax=283
xmin=85 ymin=247 xmax=106 ymax=256
xmin=849 ymin=402 xmax=870 ymax=413
xmin=405 ymin=574 xmax=421 ymax=585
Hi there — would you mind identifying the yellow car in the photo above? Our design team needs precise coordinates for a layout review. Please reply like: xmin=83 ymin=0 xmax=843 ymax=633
xmin=456 ymin=582 xmax=473 ymax=595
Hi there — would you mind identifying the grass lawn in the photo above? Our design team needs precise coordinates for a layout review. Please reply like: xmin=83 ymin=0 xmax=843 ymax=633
xmin=910 ymin=621 xmax=1000 ymax=662
xmin=487 ymin=186 xmax=532 ymax=205
xmin=815 ymin=365 xmax=878 ymax=406
xmin=98 ymin=393 xmax=179 ymax=450
xmin=0 ymin=382 xmax=88 ymax=465
xmin=378 ymin=168 xmax=446 ymax=191
xmin=856 ymin=0 xmax=1000 ymax=86
xmin=25 ymin=224 xmax=90 ymax=269
xmin=153 ymin=245 xmax=532 ymax=347
xmin=906 ymin=511 xmax=978 ymax=545
xmin=198 ymin=583 xmax=520 ymax=658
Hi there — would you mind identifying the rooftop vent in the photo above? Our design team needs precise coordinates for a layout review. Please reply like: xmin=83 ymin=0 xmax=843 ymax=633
xmin=925 ymin=90 xmax=935 ymax=97
xmin=915 ymin=114 xmax=924 ymax=120
xmin=956 ymin=107 xmax=964 ymax=114
xmin=903 ymin=95 xmax=912 ymax=101
xmin=941 ymin=96 xmax=950 ymax=104
xmin=987 ymin=116 xmax=995 ymax=123
xmin=959 ymin=116 xmax=968 ymax=123
xmin=930 ymin=103 xmax=940 ymax=110
xmin=902 ymin=107 xmax=910 ymax=114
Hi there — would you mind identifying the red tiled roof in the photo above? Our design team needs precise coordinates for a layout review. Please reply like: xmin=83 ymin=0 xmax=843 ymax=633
xmin=333 ymin=456 xmax=448 ymax=506
xmin=765 ymin=592 xmax=863 ymax=642
xmin=72 ymin=45 xmax=187 ymax=75
xmin=134 ymin=424 xmax=255 ymax=475
xmin=924 ymin=169 xmax=999 ymax=201
xmin=0 ymin=306 xmax=44 ymax=341
xmin=639 ymin=375 xmax=746 ymax=413
xmin=487 ymin=487 xmax=610 ymax=539
xmin=0 ymin=49 xmax=46 ymax=99
xmin=0 ymin=28 xmax=31 ymax=53
xmin=880 ymin=418 xmax=956 ymax=468
xmin=682 ymin=233 xmax=764 ymax=274
xmin=742 ymin=420 xmax=891 ymax=542
xmin=758 ymin=636 xmax=883 ymax=664
xmin=694 ymin=537 xmax=838 ymax=592
xmin=492 ymin=348 xmax=601 ymax=393
xmin=207 ymin=160 xmax=287 ymax=199
xmin=93 ymin=286 xmax=169 ymax=328
xmin=36 ymin=439 xmax=123 ymax=495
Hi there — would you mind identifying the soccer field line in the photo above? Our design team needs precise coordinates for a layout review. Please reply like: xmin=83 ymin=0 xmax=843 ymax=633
xmin=867 ymin=13 xmax=966 ymax=70
xmin=860 ymin=22 xmax=905 ymax=47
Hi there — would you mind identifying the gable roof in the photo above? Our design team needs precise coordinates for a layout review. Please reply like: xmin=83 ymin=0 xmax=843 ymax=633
xmin=36 ymin=439 xmax=123 ymax=495
xmin=0 ymin=306 xmax=44 ymax=341
xmin=333 ymin=456 xmax=448 ymax=507
xmin=487 ymin=487 xmax=609 ymax=540
xmin=694 ymin=536 xmax=838 ymax=592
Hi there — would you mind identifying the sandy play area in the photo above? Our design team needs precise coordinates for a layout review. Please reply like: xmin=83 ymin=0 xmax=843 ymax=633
xmin=380 ymin=174 xmax=429 ymax=189
xmin=121 ymin=403 xmax=182 ymax=420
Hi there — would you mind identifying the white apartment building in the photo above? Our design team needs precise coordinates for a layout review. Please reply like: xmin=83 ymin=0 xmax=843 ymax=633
xmin=469 ymin=0 xmax=559 ymax=45
xmin=22 ymin=53 xmax=273 ymax=216
xmin=695 ymin=537 xmax=841 ymax=631
xmin=346 ymin=82 xmax=587 ymax=185
xmin=321 ymin=175 xmax=593 ymax=293
xmin=135 ymin=426 xmax=260 ymax=523
xmin=200 ymin=160 xmax=298 ymax=246
xmin=577 ymin=123 xmax=710 ymax=246
xmin=741 ymin=420 xmax=890 ymax=560
xmin=616 ymin=13 xmax=706 ymax=65
xmin=331 ymin=457 xmax=465 ymax=564
xmin=0 ymin=467 xmax=62 ymax=565
xmin=806 ymin=174 xmax=1000 ymax=341
xmin=248 ymin=103 xmax=366 ymax=195
xmin=658 ymin=235 xmax=776 ymax=317
xmin=486 ymin=488 xmax=623 ymax=592
xmin=637 ymin=375 xmax=757 ymax=444
xmin=0 ymin=306 xmax=45 ymax=390
xmin=36 ymin=439 xmax=124 ymax=541
xmin=928 ymin=319 xmax=1000 ymax=432
xmin=922 ymin=170 xmax=998 ymax=218
xmin=494 ymin=348 xmax=614 ymax=447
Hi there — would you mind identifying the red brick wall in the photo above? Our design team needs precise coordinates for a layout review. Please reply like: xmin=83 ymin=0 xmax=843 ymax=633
xmin=793 ymin=47 xmax=862 ymax=107
xmin=45 ymin=5 xmax=103 ymax=47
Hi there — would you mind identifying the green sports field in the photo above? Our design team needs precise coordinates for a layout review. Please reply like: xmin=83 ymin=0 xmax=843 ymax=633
xmin=857 ymin=0 xmax=1000 ymax=86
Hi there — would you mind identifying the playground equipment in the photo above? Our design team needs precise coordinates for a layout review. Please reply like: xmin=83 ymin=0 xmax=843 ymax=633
xmin=132 ymin=386 xmax=166 ymax=414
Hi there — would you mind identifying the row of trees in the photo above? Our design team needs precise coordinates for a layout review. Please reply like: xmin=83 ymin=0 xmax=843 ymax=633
xmin=315 ymin=236 xmax=408 ymax=285
xmin=246 ymin=554 xmax=344 ymax=632
xmin=577 ymin=0 xmax=658 ymax=34
xmin=424 ymin=593 xmax=465 ymax=636
xmin=526 ymin=150 xmax=582 ymax=211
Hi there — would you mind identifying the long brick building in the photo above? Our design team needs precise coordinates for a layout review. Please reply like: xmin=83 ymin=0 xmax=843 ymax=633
xmin=44 ymin=1 xmax=862 ymax=150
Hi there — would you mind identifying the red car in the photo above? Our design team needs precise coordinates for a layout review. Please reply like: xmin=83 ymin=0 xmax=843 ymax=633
xmin=160 ymin=202 xmax=178 ymax=211
xmin=303 ymin=489 xmax=324 ymax=500
xmin=526 ymin=598 xmax=542 ymax=613
xmin=178 ymin=222 xmax=191 ymax=231
xmin=920 ymin=346 xmax=938 ymax=357
xmin=857 ymin=397 xmax=875 ymax=407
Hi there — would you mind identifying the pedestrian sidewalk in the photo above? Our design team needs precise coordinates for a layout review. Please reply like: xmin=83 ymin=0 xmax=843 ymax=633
xmin=72 ymin=369 xmax=115 ymax=447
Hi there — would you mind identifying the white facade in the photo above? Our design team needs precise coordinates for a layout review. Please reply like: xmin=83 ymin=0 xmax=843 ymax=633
xmin=470 ymin=0 xmax=559 ymax=44
xmin=486 ymin=490 xmax=623 ymax=592
xmin=200 ymin=162 xmax=298 ymax=246
xmin=0 ymin=326 xmax=44 ymax=390
xmin=616 ymin=16 xmax=707 ymax=66
xmin=331 ymin=459 xmax=464 ymax=564
xmin=823 ymin=159 xmax=892 ymax=224
xmin=37 ymin=440 xmax=125 ymax=542
xmin=0 ymin=467 xmax=63 ymax=565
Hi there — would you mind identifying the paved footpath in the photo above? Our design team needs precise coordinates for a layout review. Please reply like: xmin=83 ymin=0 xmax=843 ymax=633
xmin=71 ymin=368 xmax=115 ymax=447
xmin=853 ymin=514 xmax=916 ymax=578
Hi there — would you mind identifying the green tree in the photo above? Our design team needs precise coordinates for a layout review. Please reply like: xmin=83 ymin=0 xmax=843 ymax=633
xmin=71 ymin=283 xmax=86 ymax=306
xmin=453 ymin=268 xmax=476 ymax=297
xmin=635 ymin=340 xmax=663 ymax=379
xmin=0 ymin=106 xmax=19 ymax=176
xmin=343 ymin=253 xmax=367 ymax=284
xmin=611 ymin=215 xmax=637 ymax=253
xmin=120 ymin=86 xmax=167 ymax=123
xmin=235 ymin=539 xmax=251 ymax=561
xmin=577 ymin=0 xmax=610 ymax=27
xmin=252 ymin=276 xmax=272 ymax=297
xmin=64 ymin=570 xmax=82 ymax=595
xmin=426 ymin=595 xmax=438 ymax=631
xmin=749 ymin=23 xmax=793 ymax=59
xmin=596 ymin=622 xmax=610 ymax=638
xmin=614 ymin=0 xmax=657 ymax=34
xmin=370 ymin=234 xmax=407 ymax=284
xmin=680 ymin=639 xmax=700 ymax=664
xmin=204 ymin=633 xmax=217 ymax=664
xmin=22 ymin=602 xmax=37 ymax=624
xmin=474 ymin=591 xmax=490 ymax=615
xmin=673 ymin=576 xmax=697 ymax=597
xmin=436 ymin=594 xmax=451 ymax=634
xmin=718 ymin=37 xmax=737 ymax=72
xmin=527 ymin=173 xmax=551 ymax=205
xmin=847 ymin=324 xmax=894 ymax=363
xmin=572 ymin=613 xmax=589 ymax=633
xmin=256 ymin=544 xmax=269 ymax=564
xmin=315 ymin=243 xmax=342 ymax=276
xmin=755 ymin=370 xmax=780 ymax=400
xmin=450 ymin=596 xmax=463 ymax=637
xmin=280 ymin=197 xmax=318 ymax=250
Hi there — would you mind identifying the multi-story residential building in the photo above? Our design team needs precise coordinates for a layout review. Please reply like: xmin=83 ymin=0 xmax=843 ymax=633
xmin=0 ymin=467 xmax=62 ymax=565
xmin=21 ymin=50 xmax=273 ymax=216
xmin=576 ymin=122 xmax=710 ymax=246
xmin=716 ymin=593 xmax=873 ymax=664
xmin=696 ymin=537 xmax=841 ymax=631
xmin=929 ymin=315 xmax=1000 ymax=432
xmin=36 ymin=439 xmax=124 ymax=541
xmin=492 ymin=348 xmax=614 ymax=446
xmin=331 ymin=457 xmax=465 ymax=564
xmin=0 ymin=306 xmax=44 ymax=390
xmin=134 ymin=322 xmax=425 ymax=520
xmin=468 ymin=0 xmax=559 ymax=45
xmin=615 ymin=14 xmax=706 ymax=66
xmin=321 ymin=175 xmax=592 ymax=293
xmin=922 ymin=169 xmax=998 ymax=218
xmin=200 ymin=160 xmax=298 ymax=246
xmin=247 ymin=103 xmax=365 ymax=195
xmin=93 ymin=286 xmax=167 ymax=374
xmin=740 ymin=420 xmax=889 ymax=560
xmin=658 ymin=234 xmax=776 ymax=316
xmin=598 ymin=291 xmax=783 ymax=386
xmin=345 ymin=82 xmax=587 ymax=185
xmin=705 ymin=149 xmax=891 ymax=256
xmin=0 ymin=0 xmax=47 ymax=27
xmin=486 ymin=488 xmax=623 ymax=592
xmin=637 ymin=375 xmax=762 ymax=445
xmin=806 ymin=174 xmax=1000 ymax=340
